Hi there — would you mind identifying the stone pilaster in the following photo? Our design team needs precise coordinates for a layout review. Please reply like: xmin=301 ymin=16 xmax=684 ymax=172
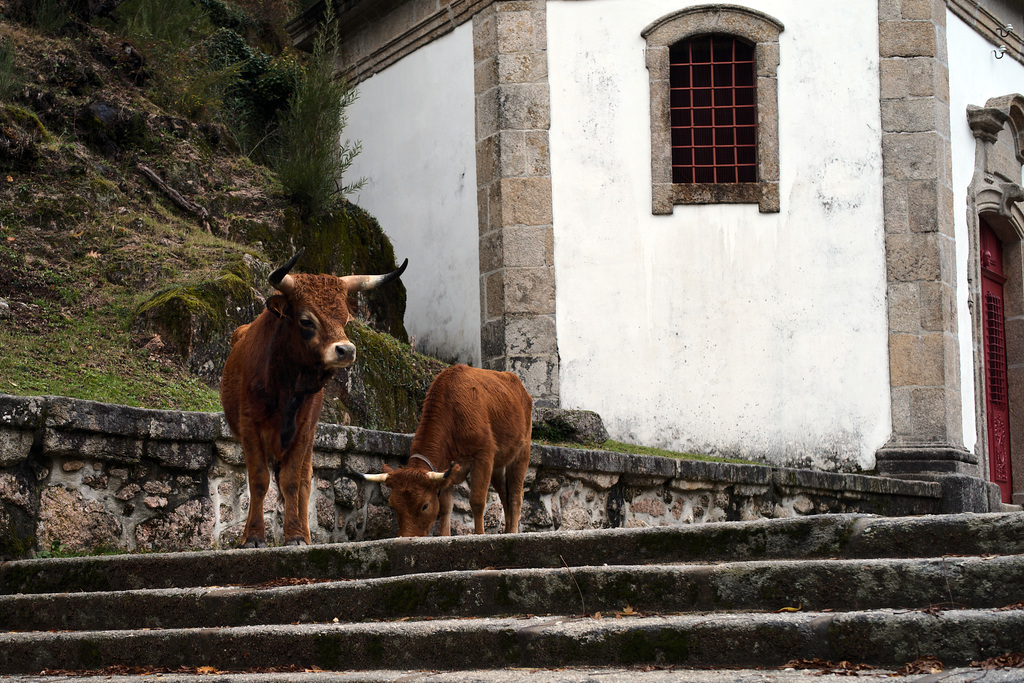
xmin=874 ymin=0 xmax=988 ymax=511
xmin=473 ymin=0 xmax=558 ymax=407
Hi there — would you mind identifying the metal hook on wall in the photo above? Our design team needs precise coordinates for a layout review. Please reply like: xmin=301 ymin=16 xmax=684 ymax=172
xmin=994 ymin=45 xmax=1007 ymax=59
xmin=996 ymin=23 xmax=1013 ymax=38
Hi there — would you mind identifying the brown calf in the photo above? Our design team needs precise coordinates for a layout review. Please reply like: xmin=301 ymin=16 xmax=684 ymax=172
xmin=220 ymin=250 xmax=407 ymax=547
xmin=362 ymin=364 xmax=533 ymax=536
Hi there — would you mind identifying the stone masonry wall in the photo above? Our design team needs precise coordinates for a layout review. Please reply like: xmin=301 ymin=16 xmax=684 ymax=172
xmin=0 ymin=394 xmax=942 ymax=557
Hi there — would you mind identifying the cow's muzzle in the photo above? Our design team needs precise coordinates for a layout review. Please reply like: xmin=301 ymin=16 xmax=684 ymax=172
xmin=324 ymin=342 xmax=356 ymax=368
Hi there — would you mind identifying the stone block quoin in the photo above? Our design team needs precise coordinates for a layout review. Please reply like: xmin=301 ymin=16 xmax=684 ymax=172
xmin=876 ymin=0 xmax=967 ymax=463
xmin=474 ymin=1 xmax=558 ymax=407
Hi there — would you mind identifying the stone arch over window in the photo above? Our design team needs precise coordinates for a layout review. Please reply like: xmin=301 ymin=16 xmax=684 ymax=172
xmin=967 ymin=94 xmax=1024 ymax=505
xmin=642 ymin=5 xmax=783 ymax=214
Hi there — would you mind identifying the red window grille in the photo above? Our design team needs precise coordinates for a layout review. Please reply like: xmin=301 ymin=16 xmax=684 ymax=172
xmin=669 ymin=34 xmax=757 ymax=184
xmin=986 ymin=291 xmax=1008 ymax=407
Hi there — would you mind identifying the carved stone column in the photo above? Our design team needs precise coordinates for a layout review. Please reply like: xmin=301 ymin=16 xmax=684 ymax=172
xmin=473 ymin=0 xmax=559 ymax=407
xmin=873 ymin=0 xmax=989 ymax=512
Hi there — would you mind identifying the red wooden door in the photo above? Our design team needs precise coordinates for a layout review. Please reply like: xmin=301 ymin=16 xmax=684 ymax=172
xmin=980 ymin=219 xmax=1013 ymax=503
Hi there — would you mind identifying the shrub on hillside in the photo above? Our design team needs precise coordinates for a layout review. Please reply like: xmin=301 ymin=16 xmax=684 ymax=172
xmin=119 ymin=0 xmax=214 ymax=47
xmin=205 ymin=27 xmax=299 ymax=156
xmin=274 ymin=2 xmax=363 ymax=218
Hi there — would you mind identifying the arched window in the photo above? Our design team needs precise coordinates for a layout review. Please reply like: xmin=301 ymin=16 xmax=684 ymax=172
xmin=670 ymin=34 xmax=757 ymax=184
xmin=643 ymin=6 xmax=784 ymax=214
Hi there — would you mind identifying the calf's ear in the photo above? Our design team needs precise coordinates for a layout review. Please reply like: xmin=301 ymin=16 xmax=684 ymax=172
xmin=439 ymin=463 xmax=461 ymax=490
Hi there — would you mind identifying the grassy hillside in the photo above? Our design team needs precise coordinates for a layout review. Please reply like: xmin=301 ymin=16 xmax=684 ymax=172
xmin=0 ymin=0 xmax=445 ymax=427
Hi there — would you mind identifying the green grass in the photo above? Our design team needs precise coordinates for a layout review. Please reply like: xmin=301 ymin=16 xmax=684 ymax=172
xmin=0 ymin=38 xmax=16 ymax=101
xmin=534 ymin=438 xmax=760 ymax=466
xmin=0 ymin=302 xmax=221 ymax=412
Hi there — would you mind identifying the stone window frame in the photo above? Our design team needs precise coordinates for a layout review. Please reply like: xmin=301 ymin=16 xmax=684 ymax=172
xmin=642 ymin=5 xmax=784 ymax=214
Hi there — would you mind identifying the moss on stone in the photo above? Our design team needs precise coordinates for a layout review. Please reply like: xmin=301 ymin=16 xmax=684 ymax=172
xmin=618 ymin=628 xmax=691 ymax=665
xmin=314 ymin=633 xmax=342 ymax=669
xmin=366 ymin=634 xmax=384 ymax=665
xmin=78 ymin=639 xmax=104 ymax=669
xmin=432 ymin=580 xmax=461 ymax=613
xmin=493 ymin=576 xmax=513 ymax=608
xmin=132 ymin=255 xmax=265 ymax=383
xmin=0 ymin=515 xmax=32 ymax=560
xmin=380 ymin=579 xmax=424 ymax=616
xmin=330 ymin=322 xmax=447 ymax=432
xmin=1 ymin=104 xmax=52 ymax=142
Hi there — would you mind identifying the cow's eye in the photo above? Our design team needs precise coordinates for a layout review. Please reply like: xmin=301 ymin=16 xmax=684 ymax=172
xmin=421 ymin=502 xmax=429 ymax=512
xmin=300 ymin=318 xmax=315 ymax=328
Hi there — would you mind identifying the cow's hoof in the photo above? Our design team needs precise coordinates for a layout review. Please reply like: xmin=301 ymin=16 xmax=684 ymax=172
xmin=284 ymin=538 xmax=308 ymax=547
xmin=240 ymin=538 xmax=267 ymax=549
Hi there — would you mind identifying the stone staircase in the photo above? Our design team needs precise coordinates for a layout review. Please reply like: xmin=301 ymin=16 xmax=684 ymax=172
xmin=0 ymin=513 xmax=1023 ymax=678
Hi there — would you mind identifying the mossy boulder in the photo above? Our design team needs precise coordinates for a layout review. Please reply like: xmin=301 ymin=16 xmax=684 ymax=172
xmin=0 ymin=104 xmax=51 ymax=168
xmin=132 ymin=253 xmax=267 ymax=385
xmin=533 ymin=408 xmax=610 ymax=446
xmin=75 ymin=100 xmax=151 ymax=156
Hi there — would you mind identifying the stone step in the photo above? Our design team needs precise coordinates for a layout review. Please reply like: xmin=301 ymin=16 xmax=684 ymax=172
xmin=5 ymin=512 xmax=1024 ymax=595
xmin=3 ymin=512 xmax=1023 ymax=677
xmin=0 ymin=609 xmax=1021 ymax=674
xmin=2 ymin=555 xmax=1021 ymax=633
xmin=1 ymin=668 xmax=1020 ymax=683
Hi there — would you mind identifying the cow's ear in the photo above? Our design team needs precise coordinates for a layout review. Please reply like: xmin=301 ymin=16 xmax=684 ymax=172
xmin=382 ymin=464 xmax=395 ymax=474
xmin=439 ymin=463 xmax=461 ymax=490
xmin=347 ymin=295 xmax=359 ymax=319
xmin=266 ymin=294 xmax=289 ymax=319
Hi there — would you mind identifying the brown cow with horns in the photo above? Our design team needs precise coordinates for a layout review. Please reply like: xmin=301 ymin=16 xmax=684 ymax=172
xmin=220 ymin=250 xmax=407 ymax=547
xmin=361 ymin=364 xmax=533 ymax=537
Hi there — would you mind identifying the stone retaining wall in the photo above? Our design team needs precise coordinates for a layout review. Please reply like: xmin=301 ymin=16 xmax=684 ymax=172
xmin=0 ymin=394 xmax=943 ymax=556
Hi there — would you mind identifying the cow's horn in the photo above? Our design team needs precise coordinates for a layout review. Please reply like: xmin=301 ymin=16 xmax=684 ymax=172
xmin=426 ymin=463 xmax=455 ymax=481
xmin=269 ymin=248 xmax=305 ymax=294
xmin=340 ymin=258 xmax=408 ymax=293
xmin=361 ymin=472 xmax=389 ymax=483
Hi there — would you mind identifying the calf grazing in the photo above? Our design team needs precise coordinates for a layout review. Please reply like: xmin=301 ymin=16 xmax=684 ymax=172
xmin=220 ymin=250 xmax=407 ymax=547
xmin=362 ymin=364 xmax=533 ymax=537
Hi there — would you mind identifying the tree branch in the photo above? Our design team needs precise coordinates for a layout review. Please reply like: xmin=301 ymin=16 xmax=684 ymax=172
xmin=136 ymin=163 xmax=214 ymax=233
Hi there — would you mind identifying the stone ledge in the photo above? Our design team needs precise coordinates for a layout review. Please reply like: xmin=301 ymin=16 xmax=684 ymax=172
xmin=0 ymin=394 xmax=44 ymax=430
xmin=535 ymin=443 xmax=941 ymax=501
xmin=0 ymin=395 xmax=948 ymax=556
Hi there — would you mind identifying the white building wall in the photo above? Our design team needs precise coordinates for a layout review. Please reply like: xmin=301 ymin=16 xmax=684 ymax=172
xmin=947 ymin=10 xmax=1024 ymax=455
xmin=344 ymin=23 xmax=482 ymax=365
xmin=547 ymin=0 xmax=891 ymax=471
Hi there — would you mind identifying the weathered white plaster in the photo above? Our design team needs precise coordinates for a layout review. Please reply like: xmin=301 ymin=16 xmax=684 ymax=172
xmin=344 ymin=23 xmax=481 ymax=365
xmin=947 ymin=10 xmax=1024 ymax=456
xmin=547 ymin=0 xmax=890 ymax=471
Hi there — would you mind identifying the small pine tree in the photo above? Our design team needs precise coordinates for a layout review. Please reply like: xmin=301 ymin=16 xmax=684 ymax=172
xmin=275 ymin=2 xmax=363 ymax=218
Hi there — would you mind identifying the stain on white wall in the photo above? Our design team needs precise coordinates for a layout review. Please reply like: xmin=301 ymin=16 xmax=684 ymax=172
xmin=547 ymin=0 xmax=891 ymax=471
